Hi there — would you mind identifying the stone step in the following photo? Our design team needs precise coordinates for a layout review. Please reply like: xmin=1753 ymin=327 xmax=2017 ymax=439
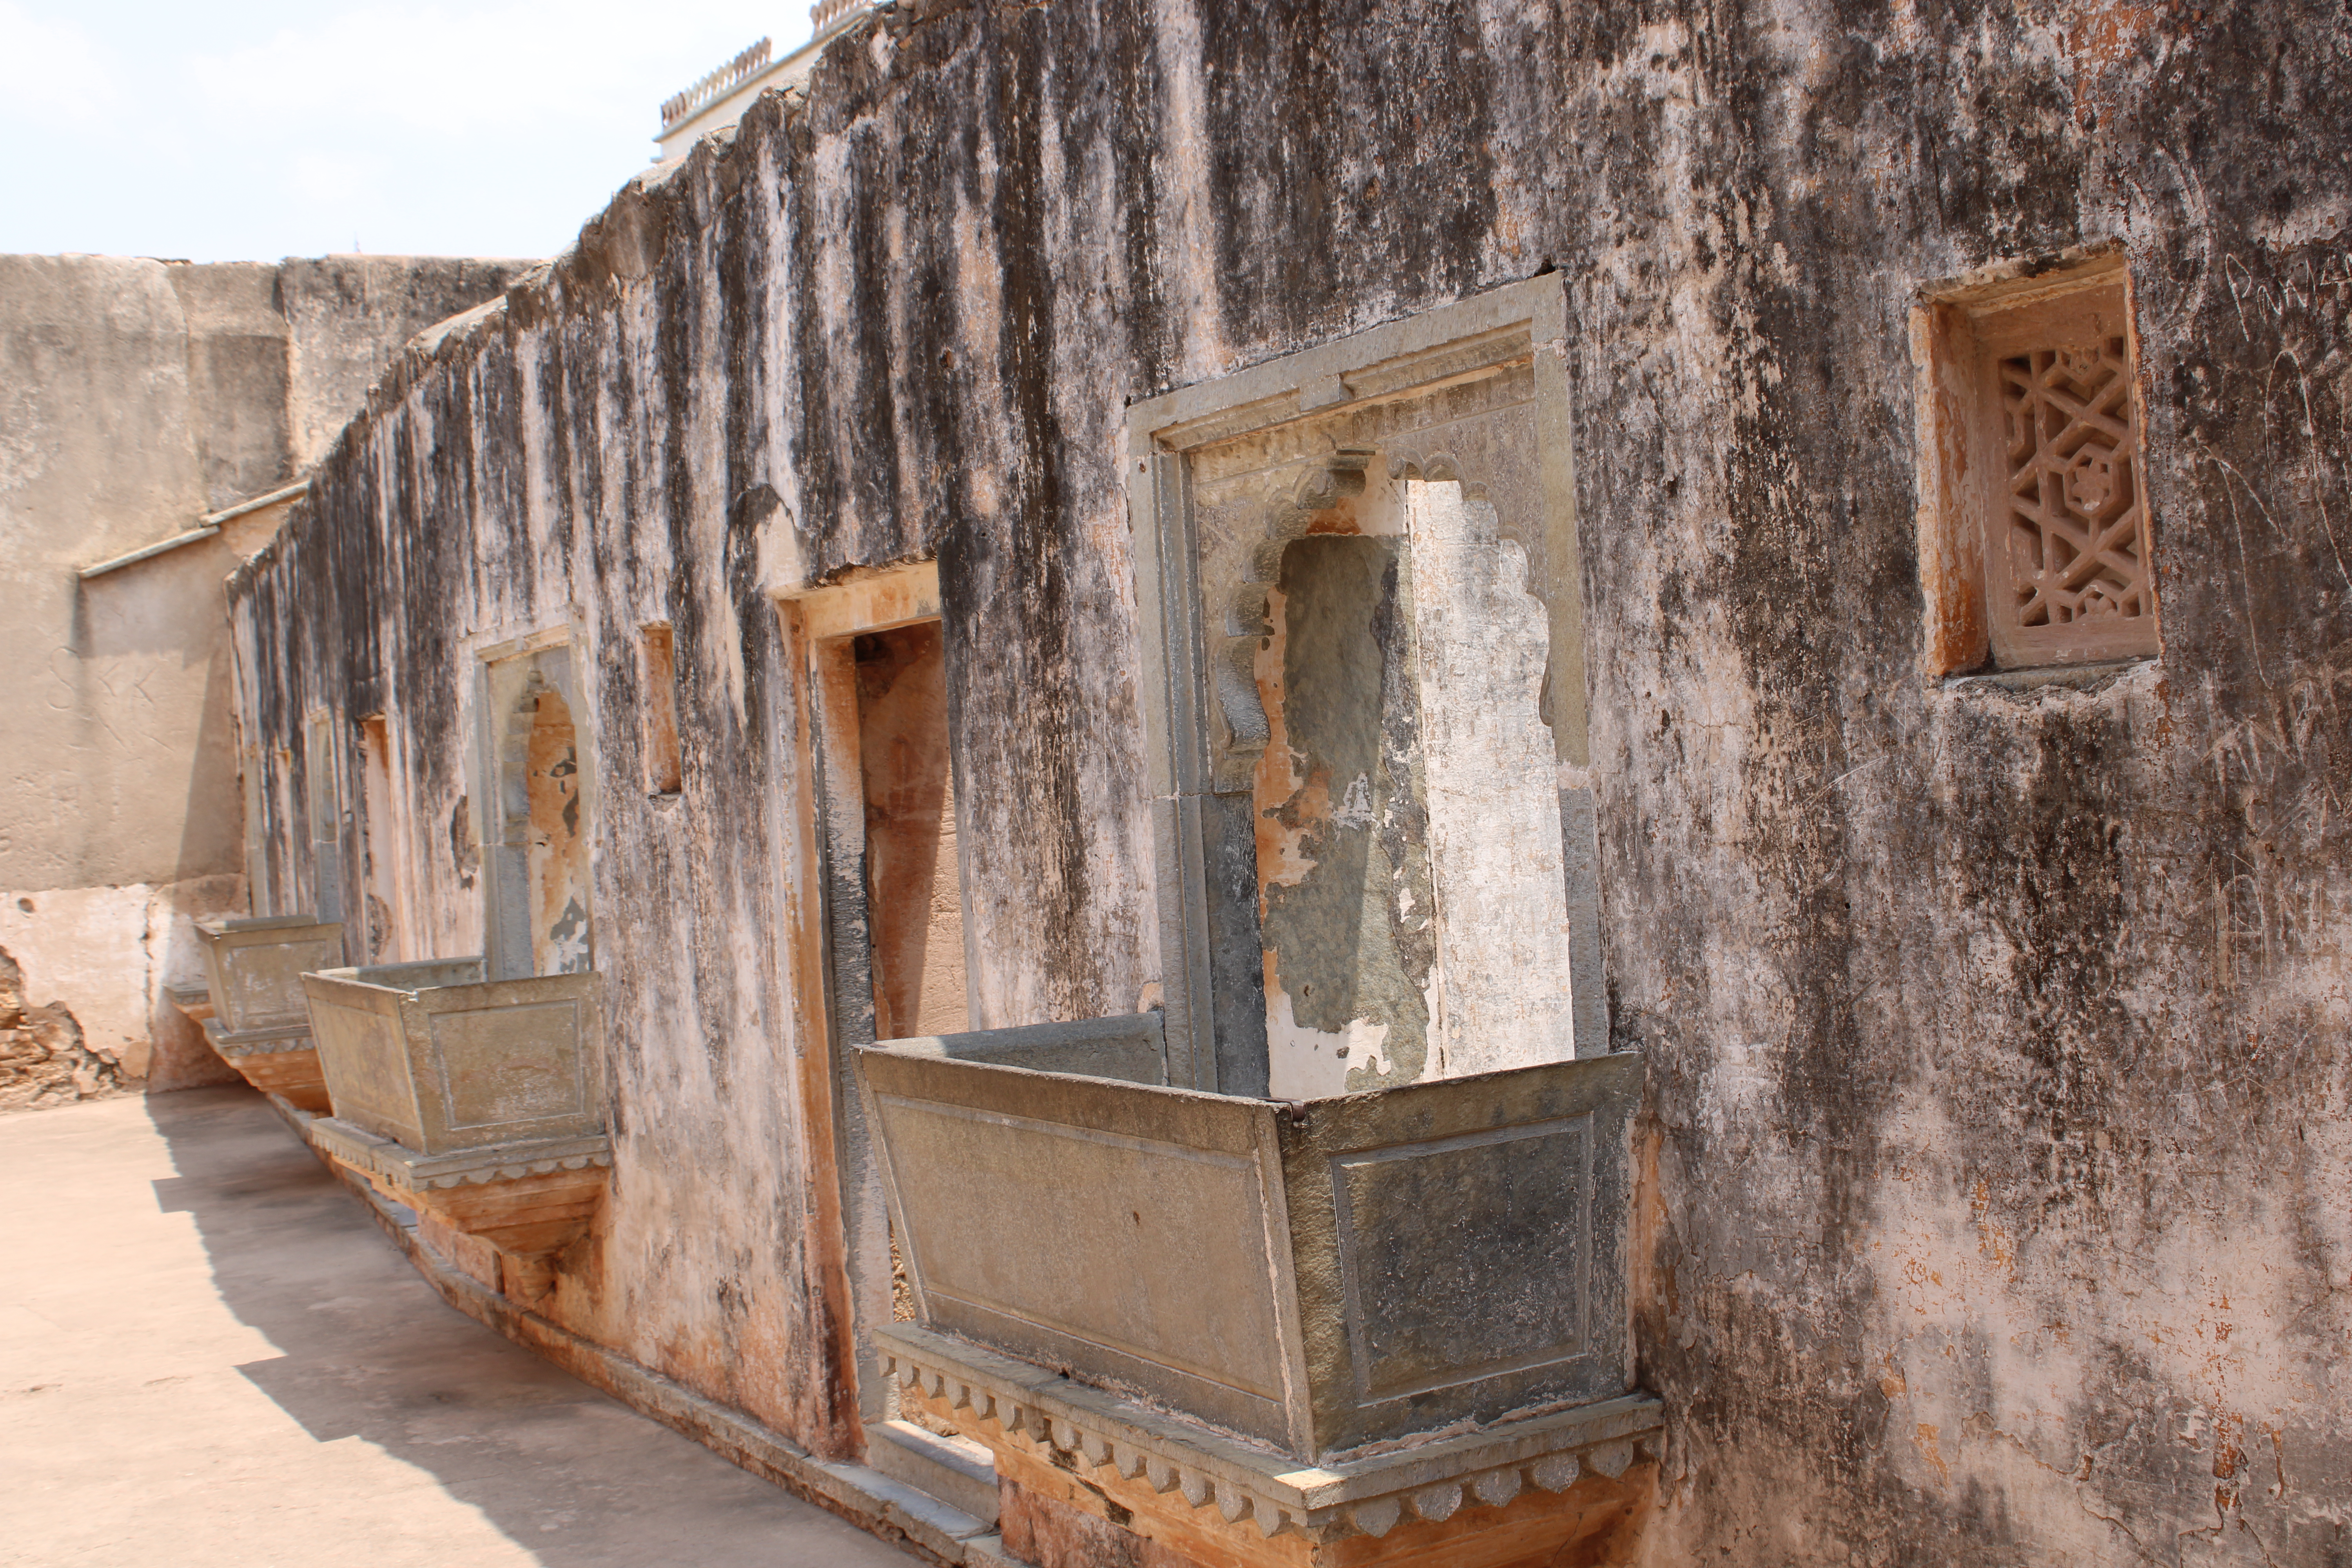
xmin=867 ymin=1417 xmax=1000 ymax=1528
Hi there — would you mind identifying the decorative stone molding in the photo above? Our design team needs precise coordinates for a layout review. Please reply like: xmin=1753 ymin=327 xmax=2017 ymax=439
xmin=207 ymin=1025 xmax=319 ymax=1057
xmin=877 ymin=1323 xmax=1663 ymax=1550
xmin=309 ymin=1115 xmax=611 ymax=1259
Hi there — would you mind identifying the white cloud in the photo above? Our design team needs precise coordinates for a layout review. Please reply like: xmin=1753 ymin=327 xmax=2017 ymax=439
xmin=187 ymin=0 xmax=786 ymax=136
xmin=0 ymin=0 xmax=821 ymax=261
xmin=0 ymin=1 xmax=123 ymax=127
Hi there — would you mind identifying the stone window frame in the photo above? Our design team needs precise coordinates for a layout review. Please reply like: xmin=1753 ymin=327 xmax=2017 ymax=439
xmin=1912 ymin=249 xmax=2161 ymax=676
xmin=465 ymin=624 xmax=595 ymax=982
xmin=1125 ymin=275 xmax=1606 ymax=1095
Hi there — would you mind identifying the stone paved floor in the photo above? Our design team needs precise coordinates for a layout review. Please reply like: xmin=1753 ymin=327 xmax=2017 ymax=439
xmin=0 ymin=1086 xmax=920 ymax=1568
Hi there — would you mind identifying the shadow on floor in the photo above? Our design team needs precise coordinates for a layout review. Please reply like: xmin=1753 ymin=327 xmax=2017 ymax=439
xmin=143 ymin=1085 xmax=914 ymax=1568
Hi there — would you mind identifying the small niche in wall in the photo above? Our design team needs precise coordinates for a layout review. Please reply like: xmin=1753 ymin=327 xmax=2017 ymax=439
xmin=639 ymin=624 xmax=682 ymax=795
xmin=1915 ymin=252 xmax=2159 ymax=673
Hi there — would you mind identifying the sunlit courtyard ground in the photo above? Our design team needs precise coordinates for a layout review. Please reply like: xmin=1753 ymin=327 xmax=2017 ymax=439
xmin=0 ymin=1086 xmax=917 ymax=1568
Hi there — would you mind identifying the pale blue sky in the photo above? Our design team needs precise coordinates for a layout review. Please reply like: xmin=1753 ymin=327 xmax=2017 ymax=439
xmin=0 ymin=0 xmax=817 ymax=262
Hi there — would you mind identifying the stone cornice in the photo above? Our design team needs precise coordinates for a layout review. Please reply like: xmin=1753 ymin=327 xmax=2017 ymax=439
xmin=874 ymin=1323 xmax=1663 ymax=1543
xmin=307 ymin=1117 xmax=613 ymax=1193
xmin=201 ymin=1020 xmax=317 ymax=1058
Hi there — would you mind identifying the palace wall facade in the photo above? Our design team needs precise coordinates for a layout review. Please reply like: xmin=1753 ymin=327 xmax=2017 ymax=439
xmin=226 ymin=3 xmax=2352 ymax=1560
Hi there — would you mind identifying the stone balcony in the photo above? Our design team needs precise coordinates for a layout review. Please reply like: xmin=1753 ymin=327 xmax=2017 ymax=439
xmin=192 ymin=915 xmax=345 ymax=1111
xmin=857 ymin=1033 xmax=1659 ymax=1568
xmin=300 ymin=959 xmax=608 ymax=1279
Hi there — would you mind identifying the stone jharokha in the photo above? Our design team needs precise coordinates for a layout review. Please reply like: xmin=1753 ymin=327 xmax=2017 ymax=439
xmin=192 ymin=915 xmax=345 ymax=1111
xmin=197 ymin=2 xmax=2352 ymax=1565
xmin=301 ymin=958 xmax=609 ymax=1299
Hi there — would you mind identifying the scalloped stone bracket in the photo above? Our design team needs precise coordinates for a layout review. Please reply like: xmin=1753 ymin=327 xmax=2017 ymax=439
xmin=307 ymin=1114 xmax=612 ymax=1262
xmin=874 ymin=1322 xmax=1664 ymax=1565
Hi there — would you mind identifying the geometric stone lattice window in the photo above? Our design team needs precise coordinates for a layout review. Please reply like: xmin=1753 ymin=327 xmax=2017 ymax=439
xmin=1913 ymin=253 xmax=2160 ymax=672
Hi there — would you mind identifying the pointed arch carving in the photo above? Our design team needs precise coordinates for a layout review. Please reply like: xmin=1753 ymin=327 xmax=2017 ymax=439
xmin=476 ymin=634 xmax=593 ymax=980
xmin=1125 ymin=276 xmax=1608 ymax=1088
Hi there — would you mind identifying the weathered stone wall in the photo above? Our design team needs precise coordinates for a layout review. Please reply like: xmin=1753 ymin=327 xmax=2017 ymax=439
xmin=0 ymin=254 xmax=526 ymax=1097
xmin=228 ymin=1 xmax=2352 ymax=1558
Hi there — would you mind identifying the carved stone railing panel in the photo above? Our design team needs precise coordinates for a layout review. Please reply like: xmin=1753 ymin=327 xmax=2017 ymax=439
xmin=301 ymin=960 xmax=604 ymax=1156
xmin=859 ymin=1045 xmax=1642 ymax=1459
xmin=661 ymin=36 xmax=771 ymax=129
xmin=194 ymin=914 xmax=345 ymax=1111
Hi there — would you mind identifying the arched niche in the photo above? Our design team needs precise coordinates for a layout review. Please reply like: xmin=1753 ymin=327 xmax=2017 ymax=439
xmin=1125 ymin=277 xmax=1606 ymax=1094
xmin=478 ymin=640 xmax=595 ymax=980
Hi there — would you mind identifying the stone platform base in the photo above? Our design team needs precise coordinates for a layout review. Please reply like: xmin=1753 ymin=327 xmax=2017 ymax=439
xmin=307 ymin=1116 xmax=612 ymax=1261
xmin=995 ymin=1439 xmax=1656 ymax=1568
xmin=877 ymin=1324 xmax=1662 ymax=1568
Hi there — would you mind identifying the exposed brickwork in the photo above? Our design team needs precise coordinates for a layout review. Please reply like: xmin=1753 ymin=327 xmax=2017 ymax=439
xmin=0 ymin=945 xmax=124 ymax=1112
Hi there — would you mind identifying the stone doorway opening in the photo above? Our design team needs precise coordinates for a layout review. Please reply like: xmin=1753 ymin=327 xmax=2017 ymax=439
xmin=842 ymin=618 xmax=969 ymax=1330
xmin=852 ymin=621 xmax=969 ymax=1044
xmin=777 ymin=559 xmax=976 ymax=1439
